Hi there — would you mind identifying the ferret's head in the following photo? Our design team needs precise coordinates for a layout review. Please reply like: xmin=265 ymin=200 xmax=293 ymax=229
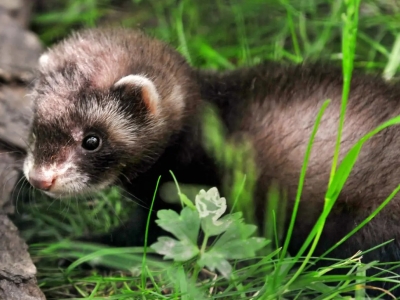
xmin=23 ymin=28 xmax=198 ymax=198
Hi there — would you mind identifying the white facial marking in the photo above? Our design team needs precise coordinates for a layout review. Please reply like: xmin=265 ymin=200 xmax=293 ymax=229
xmin=41 ymin=154 xmax=74 ymax=180
xmin=71 ymin=128 xmax=84 ymax=142
xmin=23 ymin=152 xmax=34 ymax=181
xmin=24 ymin=149 xmax=89 ymax=197
xmin=38 ymin=53 xmax=50 ymax=68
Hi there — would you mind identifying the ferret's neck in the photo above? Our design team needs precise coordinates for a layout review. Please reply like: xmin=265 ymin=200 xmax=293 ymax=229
xmin=193 ymin=67 xmax=256 ymax=134
xmin=122 ymin=65 xmax=264 ymax=190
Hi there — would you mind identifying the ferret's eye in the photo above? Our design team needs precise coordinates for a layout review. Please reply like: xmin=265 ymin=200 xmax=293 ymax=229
xmin=82 ymin=135 xmax=101 ymax=151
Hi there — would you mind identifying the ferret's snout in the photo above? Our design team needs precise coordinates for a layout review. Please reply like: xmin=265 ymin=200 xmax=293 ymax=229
xmin=28 ymin=170 xmax=56 ymax=191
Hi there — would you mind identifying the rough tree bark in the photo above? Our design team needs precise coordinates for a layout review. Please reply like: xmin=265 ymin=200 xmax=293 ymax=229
xmin=0 ymin=0 xmax=45 ymax=299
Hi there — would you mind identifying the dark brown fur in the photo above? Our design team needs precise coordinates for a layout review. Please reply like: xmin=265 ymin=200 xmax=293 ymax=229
xmin=25 ymin=28 xmax=400 ymax=297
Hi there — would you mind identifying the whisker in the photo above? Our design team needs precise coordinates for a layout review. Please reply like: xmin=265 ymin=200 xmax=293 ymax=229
xmin=14 ymin=176 xmax=30 ymax=214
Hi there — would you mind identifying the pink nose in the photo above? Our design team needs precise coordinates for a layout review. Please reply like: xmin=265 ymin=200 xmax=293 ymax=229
xmin=28 ymin=171 xmax=56 ymax=191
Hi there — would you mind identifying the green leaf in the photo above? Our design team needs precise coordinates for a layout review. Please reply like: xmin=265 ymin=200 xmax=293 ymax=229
xmin=155 ymin=207 xmax=200 ymax=244
xmin=198 ymin=220 xmax=268 ymax=278
xmin=213 ymin=222 xmax=268 ymax=259
xmin=197 ymin=253 xmax=232 ymax=278
xmin=206 ymin=212 xmax=243 ymax=237
xmin=151 ymin=237 xmax=199 ymax=262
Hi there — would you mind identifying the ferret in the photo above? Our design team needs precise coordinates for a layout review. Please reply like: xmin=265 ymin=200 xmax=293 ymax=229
xmin=23 ymin=27 xmax=400 ymax=297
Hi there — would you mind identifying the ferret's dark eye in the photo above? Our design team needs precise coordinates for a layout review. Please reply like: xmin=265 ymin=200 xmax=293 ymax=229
xmin=82 ymin=135 xmax=101 ymax=151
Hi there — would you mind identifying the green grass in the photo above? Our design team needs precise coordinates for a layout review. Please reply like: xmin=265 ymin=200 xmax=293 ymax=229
xmin=14 ymin=0 xmax=400 ymax=299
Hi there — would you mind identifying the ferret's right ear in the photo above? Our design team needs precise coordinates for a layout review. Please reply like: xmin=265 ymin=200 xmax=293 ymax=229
xmin=38 ymin=53 xmax=50 ymax=68
xmin=113 ymin=75 xmax=160 ymax=115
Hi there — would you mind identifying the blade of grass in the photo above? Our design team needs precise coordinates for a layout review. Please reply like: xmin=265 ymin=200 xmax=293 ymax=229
xmin=383 ymin=33 xmax=400 ymax=80
xmin=329 ymin=0 xmax=361 ymax=185
xmin=272 ymin=99 xmax=330 ymax=292
xmin=280 ymin=0 xmax=302 ymax=61
xmin=174 ymin=0 xmax=192 ymax=65
xmin=141 ymin=175 xmax=162 ymax=290
xmin=283 ymin=0 xmax=362 ymax=290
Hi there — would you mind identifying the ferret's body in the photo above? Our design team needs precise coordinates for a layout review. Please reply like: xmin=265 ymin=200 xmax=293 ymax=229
xmin=24 ymin=28 xmax=400 ymax=296
xmin=201 ymin=64 xmax=400 ymax=260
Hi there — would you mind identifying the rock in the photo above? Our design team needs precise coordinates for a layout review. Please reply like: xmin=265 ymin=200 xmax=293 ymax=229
xmin=0 ymin=10 xmax=43 ymax=83
xmin=0 ymin=85 xmax=32 ymax=151
xmin=0 ymin=151 xmax=21 ymax=214
xmin=0 ymin=4 xmax=45 ymax=300
xmin=0 ymin=215 xmax=45 ymax=300
xmin=0 ymin=0 xmax=33 ymax=28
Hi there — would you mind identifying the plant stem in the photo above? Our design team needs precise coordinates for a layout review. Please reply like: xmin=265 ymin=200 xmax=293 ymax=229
xmin=192 ymin=234 xmax=209 ymax=283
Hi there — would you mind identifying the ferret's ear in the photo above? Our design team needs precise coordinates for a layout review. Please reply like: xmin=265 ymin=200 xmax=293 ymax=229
xmin=38 ymin=53 xmax=50 ymax=68
xmin=113 ymin=75 xmax=160 ymax=115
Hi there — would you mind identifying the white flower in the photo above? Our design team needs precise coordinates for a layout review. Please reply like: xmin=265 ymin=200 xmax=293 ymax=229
xmin=195 ymin=187 xmax=227 ymax=226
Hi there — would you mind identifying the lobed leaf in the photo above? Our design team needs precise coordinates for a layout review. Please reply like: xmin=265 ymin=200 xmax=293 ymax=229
xmin=151 ymin=237 xmax=199 ymax=262
xmin=155 ymin=207 xmax=200 ymax=244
